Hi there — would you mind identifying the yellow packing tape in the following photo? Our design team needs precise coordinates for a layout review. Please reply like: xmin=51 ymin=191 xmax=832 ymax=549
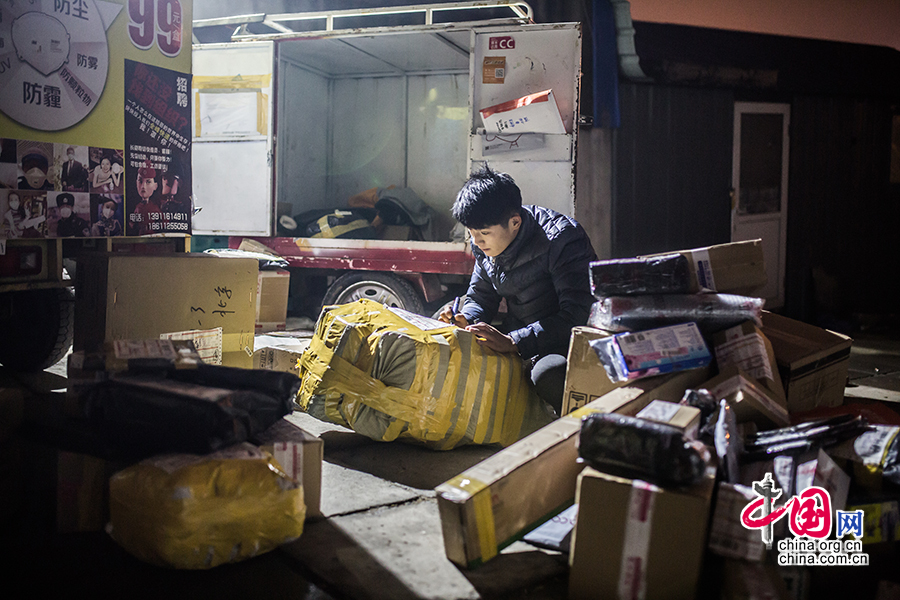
xmin=447 ymin=475 xmax=497 ymax=562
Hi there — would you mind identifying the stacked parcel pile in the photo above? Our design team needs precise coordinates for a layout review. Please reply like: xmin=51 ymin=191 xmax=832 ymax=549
xmin=437 ymin=239 xmax=898 ymax=598
xmin=60 ymin=339 xmax=323 ymax=569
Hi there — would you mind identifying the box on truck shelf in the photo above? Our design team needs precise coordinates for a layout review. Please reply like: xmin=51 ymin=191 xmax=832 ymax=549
xmin=74 ymin=254 xmax=258 ymax=368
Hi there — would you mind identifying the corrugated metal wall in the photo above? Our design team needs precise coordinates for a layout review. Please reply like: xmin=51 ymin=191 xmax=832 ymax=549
xmin=612 ymin=82 xmax=734 ymax=258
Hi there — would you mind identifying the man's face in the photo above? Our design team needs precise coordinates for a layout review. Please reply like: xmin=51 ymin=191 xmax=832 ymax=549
xmin=137 ymin=174 xmax=157 ymax=200
xmin=468 ymin=215 xmax=521 ymax=258
xmin=67 ymin=150 xmax=74 ymax=162
xmin=163 ymin=176 xmax=179 ymax=196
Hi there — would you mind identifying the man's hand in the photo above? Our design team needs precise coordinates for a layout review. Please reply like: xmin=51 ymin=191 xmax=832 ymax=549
xmin=437 ymin=305 xmax=469 ymax=328
xmin=465 ymin=322 xmax=518 ymax=354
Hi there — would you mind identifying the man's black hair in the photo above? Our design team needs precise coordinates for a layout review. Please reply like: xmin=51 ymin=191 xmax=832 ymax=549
xmin=451 ymin=164 xmax=522 ymax=229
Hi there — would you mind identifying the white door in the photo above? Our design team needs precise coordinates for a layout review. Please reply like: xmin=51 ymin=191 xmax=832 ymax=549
xmin=732 ymin=102 xmax=789 ymax=308
xmin=191 ymin=42 xmax=275 ymax=236
xmin=469 ymin=23 xmax=581 ymax=217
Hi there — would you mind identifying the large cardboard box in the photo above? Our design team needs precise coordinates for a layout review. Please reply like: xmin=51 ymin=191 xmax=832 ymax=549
xmin=641 ymin=239 xmax=767 ymax=295
xmin=760 ymin=312 xmax=852 ymax=413
xmin=561 ymin=326 xmax=622 ymax=415
xmin=436 ymin=366 xmax=711 ymax=569
xmin=256 ymin=270 xmax=290 ymax=333
xmin=74 ymin=254 xmax=258 ymax=368
xmin=568 ymin=464 xmax=716 ymax=600
xmin=253 ymin=416 xmax=323 ymax=518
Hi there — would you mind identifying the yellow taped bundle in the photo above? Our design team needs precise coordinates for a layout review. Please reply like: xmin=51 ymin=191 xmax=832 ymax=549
xmin=297 ymin=299 xmax=554 ymax=450
xmin=108 ymin=443 xmax=305 ymax=569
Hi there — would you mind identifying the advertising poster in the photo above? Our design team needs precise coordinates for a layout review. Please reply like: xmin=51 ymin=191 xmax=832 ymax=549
xmin=0 ymin=0 xmax=192 ymax=239
xmin=124 ymin=59 xmax=192 ymax=234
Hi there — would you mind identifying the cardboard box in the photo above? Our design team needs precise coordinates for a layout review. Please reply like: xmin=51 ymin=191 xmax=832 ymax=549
xmin=253 ymin=416 xmax=323 ymax=518
xmin=713 ymin=321 xmax=787 ymax=406
xmin=256 ymin=270 xmax=290 ymax=333
xmin=594 ymin=322 xmax=712 ymax=383
xmin=636 ymin=400 xmax=701 ymax=438
xmin=568 ymin=465 xmax=716 ymax=600
xmin=708 ymin=483 xmax=767 ymax=562
xmin=760 ymin=312 xmax=852 ymax=413
xmin=700 ymin=366 xmax=790 ymax=429
xmin=479 ymin=89 xmax=566 ymax=135
xmin=74 ymin=253 xmax=258 ymax=368
xmin=562 ymin=326 xmax=622 ymax=415
xmin=641 ymin=239 xmax=767 ymax=295
xmin=435 ymin=367 xmax=711 ymax=569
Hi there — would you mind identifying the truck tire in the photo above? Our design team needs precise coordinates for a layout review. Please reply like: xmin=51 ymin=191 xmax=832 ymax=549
xmin=0 ymin=288 xmax=75 ymax=372
xmin=322 ymin=272 xmax=424 ymax=315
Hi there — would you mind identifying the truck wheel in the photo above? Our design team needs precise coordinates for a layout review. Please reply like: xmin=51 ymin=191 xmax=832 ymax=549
xmin=322 ymin=272 xmax=424 ymax=315
xmin=0 ymin=288 xmax=75 ymax=372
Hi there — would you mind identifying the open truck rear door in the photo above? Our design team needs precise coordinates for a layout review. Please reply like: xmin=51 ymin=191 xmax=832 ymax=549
xmin=192 ymin=42 xmax=275 ymax=236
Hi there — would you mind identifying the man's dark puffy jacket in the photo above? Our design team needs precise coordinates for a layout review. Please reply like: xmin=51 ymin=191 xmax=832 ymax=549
xmin=460 ymin=205 xmax=597 ymax=360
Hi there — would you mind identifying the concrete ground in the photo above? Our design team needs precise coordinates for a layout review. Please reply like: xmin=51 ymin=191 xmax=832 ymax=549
xmin=2 ymin=328 xmax=899 ymax=599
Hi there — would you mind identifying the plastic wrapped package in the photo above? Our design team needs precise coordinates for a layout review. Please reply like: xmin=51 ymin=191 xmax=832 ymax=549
xmin=82 ymin=363 xmax=299 ymax=458
xmin=107 ymin=443 xmax=305 ymax=569
xmin=297 ymin=299 xmax=554 ymax=450
xmin=588 ymin=253 xmax=692 ymax=297
xmin=588 ymin=293 xmax=764 ymax=335
xmin=742 ymin=415 xmax=871 ymax=462
xmin=588 ymin=322 xmax=712 ymax=383
xmin=577 ymin=413 xmax=711 ymax=487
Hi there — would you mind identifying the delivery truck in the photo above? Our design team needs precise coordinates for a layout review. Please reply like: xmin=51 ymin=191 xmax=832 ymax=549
xmin=190 ymin=1 xmax=583 ymax=318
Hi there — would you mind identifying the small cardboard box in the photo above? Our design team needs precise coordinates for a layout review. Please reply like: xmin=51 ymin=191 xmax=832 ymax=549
xmin=561 ymin=326 xmax=622 ymax=415
xmin=252 ymin=334 xmax=311 ymax=378
xmin=253 ymin=416 xmax=323 ymax=518
xmin=436 ymin=367 xmax=711 ymax=569
xmin=760 ymin=312 xmax=852 ymax=413
xmin=700 ymin=366 xmax=790 ymax=429
xmin=641 ymin=239 xmax=767 ymax=295
xmin=636 ymin=400 xmax=701 ymax=438
xmin=74 ymin=253 xmax=258 ymax=368
xmin=594 ymin=322 xmax=712 ymax=383
xmin=256 ymin=270 xmax=290 ymax=333
xmin=713 ymin=321 xmax=786 ymax=406
xmin=568 ymin=465 xmax=716 ymax=600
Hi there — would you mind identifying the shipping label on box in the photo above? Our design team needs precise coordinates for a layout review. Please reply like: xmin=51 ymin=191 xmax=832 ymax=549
xmin=568 ymin=465 xmax=716 ymax=600
xmin=253 ymin=416 xmax=323 ymax=518
xmin=636 ymin=399 xmax=701 ymax=438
